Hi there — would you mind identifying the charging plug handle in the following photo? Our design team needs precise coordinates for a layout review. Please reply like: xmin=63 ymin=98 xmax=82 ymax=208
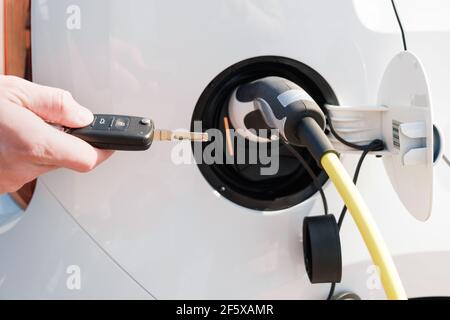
xmin=236 ymin=77 xmax=337 ymax=164
xmin=236 ymin=77 xmax=327 ymax=138
xmin=296 ymin=117 xmax=337 ymax=164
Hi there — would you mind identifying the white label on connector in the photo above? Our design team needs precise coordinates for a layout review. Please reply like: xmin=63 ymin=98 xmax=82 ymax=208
xmin=277 ymin=90 xmax=309 ymax=107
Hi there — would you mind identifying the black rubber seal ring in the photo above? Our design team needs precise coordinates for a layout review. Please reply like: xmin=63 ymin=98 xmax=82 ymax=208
xmin=191 ymin=56 xmax=339 ymax=211
xmin=303 ymin=215 xmax=342 ymax=284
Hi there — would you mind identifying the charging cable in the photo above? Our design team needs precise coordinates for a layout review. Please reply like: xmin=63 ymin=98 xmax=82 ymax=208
xmin=321 ymin=152 xmax=406 ymax=299
xmin=298 ymin=116 xmax=407 ymax=300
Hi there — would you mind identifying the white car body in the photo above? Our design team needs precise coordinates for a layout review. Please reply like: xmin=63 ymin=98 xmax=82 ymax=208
xmin=0 ymin=0 xmax=449 ymax=299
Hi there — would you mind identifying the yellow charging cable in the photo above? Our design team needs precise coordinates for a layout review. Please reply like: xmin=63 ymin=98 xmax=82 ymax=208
xmin=321 ymin=152 xmax=407 ymax=300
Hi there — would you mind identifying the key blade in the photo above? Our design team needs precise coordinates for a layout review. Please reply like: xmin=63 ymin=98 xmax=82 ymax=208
xmin=153 ymin=129 xmax=173 ymax=141
xmin=173 ymin=131 xmax=209 ymax=141
xmin=154 ymin=129 xmax=208 ymax=142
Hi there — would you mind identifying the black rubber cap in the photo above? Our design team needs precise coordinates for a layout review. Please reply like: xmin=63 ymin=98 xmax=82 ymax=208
xmin=303 ymin=215 xmax=342 ymax=284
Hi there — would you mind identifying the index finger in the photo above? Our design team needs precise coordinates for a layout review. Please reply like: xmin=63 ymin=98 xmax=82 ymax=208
xmin=4 ymin=76 xmax=94 ymax=128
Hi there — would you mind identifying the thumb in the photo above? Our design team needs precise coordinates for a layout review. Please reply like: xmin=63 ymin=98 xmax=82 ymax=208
xmin=11 ymin=77 xmax=93 ymax=127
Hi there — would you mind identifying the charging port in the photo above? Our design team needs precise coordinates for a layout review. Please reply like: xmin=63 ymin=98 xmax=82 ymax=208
xmin=191 ymin=56 xmax=338 ymax=211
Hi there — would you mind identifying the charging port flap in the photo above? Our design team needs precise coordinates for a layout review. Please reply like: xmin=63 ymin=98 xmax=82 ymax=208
xmin=379 ymin=51 xmax=433 ymax=221
xmin=326 ymin=52 xmax=434 ymax=221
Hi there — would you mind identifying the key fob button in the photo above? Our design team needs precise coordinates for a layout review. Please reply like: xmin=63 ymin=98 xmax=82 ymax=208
xmin=140 ymin=118 xmax=151 ymax=125
xmin=112 ymin=117 xmax=130 ymax=131
xmin=93 ymin=115 xmax=114 ymax=130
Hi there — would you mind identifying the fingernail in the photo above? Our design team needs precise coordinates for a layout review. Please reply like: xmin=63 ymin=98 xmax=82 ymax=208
xmin=77 ymin=107 xmax=94 ymax=125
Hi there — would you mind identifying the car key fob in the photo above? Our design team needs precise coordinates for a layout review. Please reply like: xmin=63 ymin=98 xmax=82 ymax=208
xmin=66 ymin=114 xmax=155 ymax=150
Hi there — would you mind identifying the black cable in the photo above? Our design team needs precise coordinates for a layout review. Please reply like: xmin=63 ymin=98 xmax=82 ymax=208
xmin=327 ymin=283 xmax=336 ymax=300
xmin=284 ymin=142 xmax=328 ymax=215
xmin=326 ymin=139 xmax=383 ymax=300
xmin=337 ymin=146 xmax=373 ymax=228
xmin=391 ymin=0 xmax=407 ymax=51
xmin=323 ymin=107 xmax=385 ymax=152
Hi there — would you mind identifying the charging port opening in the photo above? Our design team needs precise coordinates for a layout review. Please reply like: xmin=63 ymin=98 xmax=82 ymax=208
xmin=191 ymin=56 xmax=338 ymax=211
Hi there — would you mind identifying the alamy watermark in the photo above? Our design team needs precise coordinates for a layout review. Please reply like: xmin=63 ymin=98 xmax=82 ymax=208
xmin=66 ymin=265 xmax=81 ymax=290
xmin=170 ymin=121 xmax=280 ymax=175
xmin=66 ymin=5 xmax=81 ymax=30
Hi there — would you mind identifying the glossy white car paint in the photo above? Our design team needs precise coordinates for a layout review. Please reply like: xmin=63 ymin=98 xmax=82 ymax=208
xmin=0 ymin=182 xmax=151 ymax=299
xmin=0 ymin=0 xmax=448 ymax=299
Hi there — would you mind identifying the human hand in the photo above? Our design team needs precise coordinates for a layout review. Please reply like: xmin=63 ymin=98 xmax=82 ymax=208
xmin=0 ymin=76 xmax=113 ymax=194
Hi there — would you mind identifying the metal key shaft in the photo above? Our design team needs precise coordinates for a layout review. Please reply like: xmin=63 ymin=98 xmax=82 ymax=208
xmin=153 ymin=129 xmax=208 ymax=142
